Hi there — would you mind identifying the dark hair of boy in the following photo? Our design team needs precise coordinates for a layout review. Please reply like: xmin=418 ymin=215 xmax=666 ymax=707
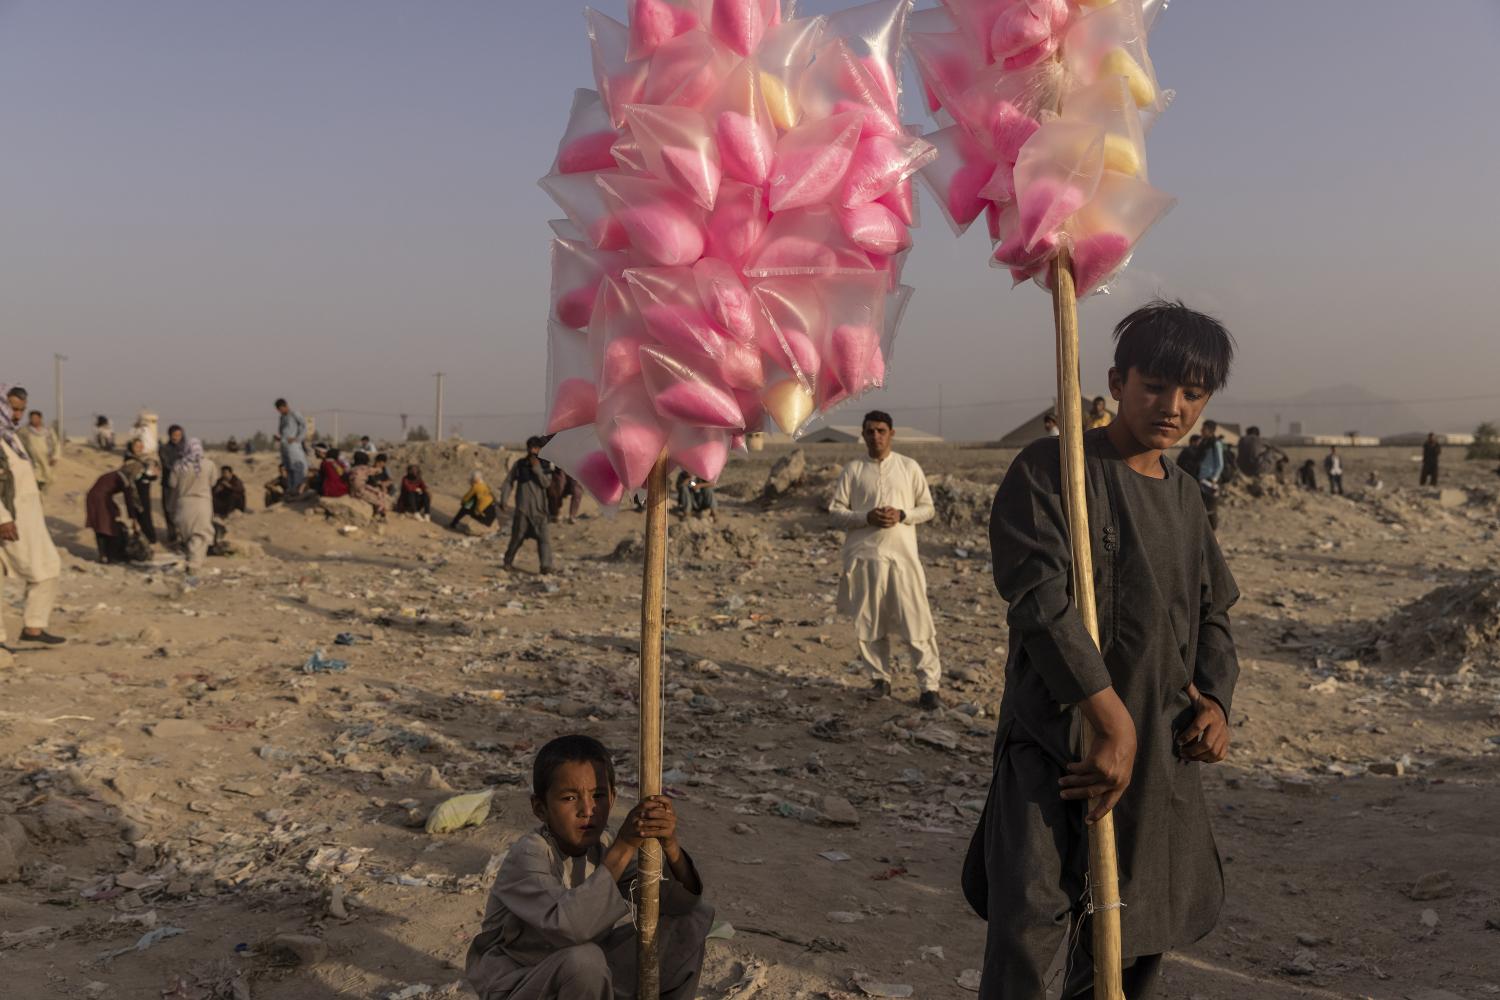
xmin=532 ymin=735 xmax=616 ymax=799
xmin=374 ymin=452 xmax=387 ymax=463
xmin=862 ymin=410 xmax=894 ymax=431
xmin=351 ymin=451 xmax=369 ymax=467
xmin=28 ymin=410 xmax=41 ymax=420
xmin=168 ymin=424 xmax=184 ymax=435
xmin=526 ymin=435 xmax=546 ymax=450
xmin=1112 ymin=299 xmax=1235 ymax=394
xmin=274 ymin=398 xmax=288 ymax=408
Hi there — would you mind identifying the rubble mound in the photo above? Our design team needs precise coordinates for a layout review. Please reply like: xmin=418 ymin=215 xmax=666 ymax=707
xmin=383 ymin=440 xmax=514 ymax=496
xmin=1375 ymin=570 xmax=1500 ymax=672
xmin=929 ymin=476 xmax=996 ymax=529
xmin=609 ymin=520 xmax=768 ymax=565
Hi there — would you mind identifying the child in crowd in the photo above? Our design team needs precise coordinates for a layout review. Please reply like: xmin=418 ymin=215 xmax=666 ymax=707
xmin=466 ymin=735 xmax=712 ymax=1000
xmin=967 ymin=301 xmax=1241 ymax=999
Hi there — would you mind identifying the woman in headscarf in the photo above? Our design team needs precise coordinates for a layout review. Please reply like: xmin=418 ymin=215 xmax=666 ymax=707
xmin=171 ymin=438 xmax=217 ymax=574
xmin=346 ymin=451 xmax=388 ymax=518
xmin=0 ymin=384 xmax=65 ymax=654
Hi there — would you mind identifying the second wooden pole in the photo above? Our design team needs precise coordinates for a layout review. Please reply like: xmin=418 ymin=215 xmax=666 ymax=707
xmin=637 ymin=454 xmax=669 ymax=1000
xmin=1051 ymin=249 xmax=1126 ymax=1000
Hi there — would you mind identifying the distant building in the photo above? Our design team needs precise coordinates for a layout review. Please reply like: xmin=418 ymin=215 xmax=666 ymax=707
xmin=1271 ymin=433 xmax=1379 ymax=447
xmin=1379 ymin=431 xmax=1476 ymax=447
xmin=994 ymin=392 xmax=1115 ymax=447
xmin=799 ymin=424 xmax=945 ymax=445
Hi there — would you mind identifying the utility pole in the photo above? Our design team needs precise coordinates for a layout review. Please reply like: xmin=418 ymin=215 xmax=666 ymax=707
xmin=938 ymin=383 xmax=944 ymax=440
xmin=53 ymin=353 xmax=67 ymax=453
xmin=332 ymin=410 xmax=341 ymax=445
xmin=434 ymin=373 xmax=446 ymax=442
xmin=400 ymin=413 xmax=408 ymax=438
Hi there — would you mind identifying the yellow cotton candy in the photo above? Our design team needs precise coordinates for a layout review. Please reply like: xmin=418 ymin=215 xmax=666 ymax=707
xmin=763 ymin=380 xmax=814 ymax=434
xmin=760 ymin=72 xmax=799 ymax=131
xmin=1100 ymin=48 xmax=1156 ymax=109
xmin=1102 ymin=133 xmax=1143 ymax=176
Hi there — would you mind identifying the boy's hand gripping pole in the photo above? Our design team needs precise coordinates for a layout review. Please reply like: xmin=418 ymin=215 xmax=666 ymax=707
xmin=1052 ymin=249 xmax=1126 ymax=1000
xmin=637 ymin=454 xmax=669 ymax=1000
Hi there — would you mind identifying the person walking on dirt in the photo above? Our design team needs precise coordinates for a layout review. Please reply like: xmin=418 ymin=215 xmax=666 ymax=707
xmin=1323 ymin=446 xmax=1345 ymax=495
xmin=502 ymin=437 xmax=554 ymax=574
xmin=829 ymin=411 xmax=942 ymax=711
xmin=1420 ymin=433 xmax=1441 ymax=486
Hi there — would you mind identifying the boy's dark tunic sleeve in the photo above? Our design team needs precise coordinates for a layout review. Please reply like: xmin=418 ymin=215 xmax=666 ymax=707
xmin=968 ymin=431 xmax=1241 ymax=985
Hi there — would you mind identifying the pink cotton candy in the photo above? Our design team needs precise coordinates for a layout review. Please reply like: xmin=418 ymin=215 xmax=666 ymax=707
xmin=629 ymin=0 xmax=699 ymax=59
xmin=555 ymin=285 xmax=599 ymax=330
xmin=949 ymin=162 xmax=993 ymax=228
xmin=660 ymin=146 xmax=723 ymax=212
xmin=547 ymin=378 xmax=600 ymax=434
xmin=859 ymin=55 xmax=900 ymax=115
xmin=840 ymin=136 xmax=903 ymax=207
xmin=716 ymin=111 xmax=773 ymax=188
xmin=693 ymin=259 xmax=758 ymax=343
xmin=1004 ymin=36 xmax=1058 ymax=70
xmin=838 ymin=203 xmax=911 ymax=256
xmin=769 ymin=114 xmax=862 ymax=213
xmin=717 ymin=341 xmax=765 ymax=390
xmin=669 ymin=426 xmax=731 ymax=481
xmin=705 ymin=181 xmax=767 ymax=266
xmin=990 ymin=5 xmax=1050 ymax=64
xmin=830 ymin=99 xmax=900 ymax=140
xmin=829 ymin=323 xmax=883 ymax=397
xmin=652 ymin=381 xmax=746 ymax=428
xmin=992 ymin=228 xmax=1058 ymax=269
xmin=1069 ymin=231 xmax=1133 ymax=295
xmin=989 ymin=102 xmax=1041 ymax=164
xmin=710 ymin=0 xmax=774 ymax=58
xmin=759 ymin=324 xmax=820 ymax=381
xmin=557 ymin=131 xmax=619 ymax=174
xmin=616 ymin=202 xmax=705 ymax=266
xmin=575 ymin=450 xmax=625 ymax=506
xmin=604 ymin=417 xmax=668 ymax=489
xmin=1018 ymin=177 xmax=1089 ymax=252
xmin=640 ymin=303 xmax=724 ymax=357
xmin=600 ymin=335 xmax=648 ymax=393
xmin=878 ymin=178 xmax=915 ymax=226
xmin=589 ymin=215 xmax=631 ymax=252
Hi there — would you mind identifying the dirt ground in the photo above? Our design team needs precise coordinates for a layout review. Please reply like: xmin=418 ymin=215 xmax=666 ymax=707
xmin=1 ymin=439 xmax=1497 ymax=1000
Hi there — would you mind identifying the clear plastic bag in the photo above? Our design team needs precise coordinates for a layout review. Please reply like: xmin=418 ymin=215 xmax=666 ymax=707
xmin=821 ymin=0 xmax=910 ymax=102
xmin=644 ymin=30 xmax=739 ymax=109
xmin=588 ymin=276 xmax=650 ymax=399
xmin=709 ymin=0 xmax=782 ymax=58
xmin=797 ymin=38 xmax=901 ymax=140
xmin=991 ymin=0 xmax=1070 ymax=69
xmin=1060 ymin=75 xmax=1148 ymax=179
xmin=762 ymin=376 xmax=816 ymax=434
xmin=597 ymin=384 xmax=670 ymax=490
xmin=542 ymin=426 xmax=626 ymax=507
xmin=597 ymin=174 xmax=708 ymax=266
xmin=837 ymin=201 xmax=911 ymax=255
xmin=1063 ymin=0 xmax=1164 ymax=113
xmin=707 ymin=62 xmax=776 ymax=188
xmin=705 ymin=180 xmax=770 ymax=268
xmin=640 ymin=346 xmax=747 ymax=428
xmin=988 ymin=200 xmax=1059 ymax=273
xmin=627 ymin=266 xmax=728 ymax=357
xmin=623 ymin=104 xmax=723 ymax=210
xmin=545 ymin=323 xmax=600 ymax=435
xmin=553 ymin=90 xmax=621 ymax=175
xmin=809 ymin=273 xmax=889 ymax=409
xmin=742 ymin=205 xmax=875 ymax=276
xmin=841 ymin=133 xmax=937 ymax=207
xmin=945 ymin=60 xmax=1057 ymax=160
xmin=550 ymin=236 xmax=627 ymax=330
xmin=753 ymin=14 xmax=828 ymax=130
xmin=692 ymin=257 xmax=762 ymax=344
xmin=628 ymin=0 xmax=703 ymax=62
xmin=717 ymin=339 xmax=767 ymax=390
xmin=668 ymin=424 xmax=732 ymax=480
xmin=909 ymin=23 xmax=982 ymax=120
xmin=588 ymin=10 xmax=650 ymax=128
xmin=877 ymin=175 xmax=916 ymax=225
xmin=1012 ymin=120 xmax=1104 ymax=250
xmin=916 ymin=125 xmax=996 ymax=234
xmin=538 ymin=170 xmax=630 ymax=251
xmin=768 ymin=110 xmax=863 ymax=212
xmin=752 ymin=275 xmax=825 ymax=389
xmin=1063 ymin=169 xmax=1175 ymax=295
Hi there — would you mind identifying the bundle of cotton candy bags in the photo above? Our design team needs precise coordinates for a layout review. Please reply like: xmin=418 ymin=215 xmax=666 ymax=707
xmin=909 ymin=0 xmax=1175 ymax=297
xmin=538 ymin=0 xmax=934 ymax=506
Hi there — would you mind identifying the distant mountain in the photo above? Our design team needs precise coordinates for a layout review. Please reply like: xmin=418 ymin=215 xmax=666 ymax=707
xmin=1212 ymin=384 xmax=1429 ymax=439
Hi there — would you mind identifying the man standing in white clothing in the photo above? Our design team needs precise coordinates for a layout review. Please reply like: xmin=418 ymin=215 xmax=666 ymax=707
xmin=0 ymin=383 xmax=66 ymax=666
xmin=830 ymin=411 xmax=943 ymax=711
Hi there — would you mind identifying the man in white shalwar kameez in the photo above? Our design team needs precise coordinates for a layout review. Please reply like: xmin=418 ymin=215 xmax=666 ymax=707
xmin=830 ymin=411 xmax=943 ymax=710
xmin=0 ymin=385 xmax=65 ymax=665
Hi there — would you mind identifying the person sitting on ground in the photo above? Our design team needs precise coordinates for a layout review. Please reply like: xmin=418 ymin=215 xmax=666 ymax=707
xmin=317 ymin=449 xmax=349 ymax=498
xmin=347 ymin=451 xmax=388 ymax=518
xmin=1365 ymin=470 xmax=1384 ymax=491
xmin=1297 ymin=459 xmax=1319 ymax=491
xmin=225 ymin=435 xmax=241 ymax=454
xmin=95 ymin=415 xmax=116 ymax=451
xmin=213 ymin=465 xmax=247 ymax=518
xmin=397 ymin=464 xmax=432 ymax=520
xmin=674 ymin=470 xmax=718 ymax=521
xmin=265 ymin=465 xmax=290 ymax=508
xmin=452 ymin=470 xmax=498 ymax=530
xmin=465 ymin=735 xmax=712 ymax=1000
xmin=370 ymin=453 xmax=396 ymax=499
xmin=84 ymin=457 xmax=150 ymax=563
xmin=355 ymin=435 xmax=376 ymax=457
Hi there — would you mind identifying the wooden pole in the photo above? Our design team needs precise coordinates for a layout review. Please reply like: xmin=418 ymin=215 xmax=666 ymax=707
xmin=637 ymin=454 xmax=669 ymax=1000
xmin=1050 ymin=248 xmax=1125 ymax=1000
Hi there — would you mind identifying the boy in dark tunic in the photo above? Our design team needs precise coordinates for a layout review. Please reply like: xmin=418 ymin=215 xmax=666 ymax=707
xmin=967 ymin=301 xmax=1240 ymax=999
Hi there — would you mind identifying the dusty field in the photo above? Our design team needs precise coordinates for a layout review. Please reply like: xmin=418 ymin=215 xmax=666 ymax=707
xmin=1 ymin=439 xmax=1498 ymax=1000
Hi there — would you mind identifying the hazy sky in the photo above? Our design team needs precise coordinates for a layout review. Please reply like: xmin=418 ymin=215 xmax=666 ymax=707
xmin=2 ymin=1 xmax=1498 ymax=443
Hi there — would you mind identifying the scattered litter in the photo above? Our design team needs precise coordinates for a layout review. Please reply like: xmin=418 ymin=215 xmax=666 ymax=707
xmin=706 ymin=920 xmax=735 ymax=940
xmin=425 ymin=789 xmax=495 ymax=835
xmin=303 ymin=649 xmax=349 ymax=674
xmin=872 ymin=867 xmax=908 ymax=881
xmin=334 ymin=632 xmax=358 ymax=645
xmin=818 ymin=850 xmax=851 ymax=863
xmin=852 ymin=974 xmax=914 ymax=998
xmin=98 ymin=924 xmax=185 ymax=961
xmin=957 ymin=969 xmax=983 ymax=992
xmin=385 ymin=986 xmax=432 ymax=1000
xmin=306 ymin=846 xmax=372 ymax=874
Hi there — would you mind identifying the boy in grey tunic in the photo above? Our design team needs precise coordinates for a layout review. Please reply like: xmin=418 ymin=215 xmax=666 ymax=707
xmin=967 ymin=302 xmax=1241 ymax=999
xmin=466 ymin=736 xmax=712 ymax=1000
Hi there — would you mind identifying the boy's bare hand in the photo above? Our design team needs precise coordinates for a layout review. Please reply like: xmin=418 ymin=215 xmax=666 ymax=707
xmin=619 ymin=795 xmax=679 ymax=852
xmin=1061 ymin=687 xmax=1137 ymax=824
xmin=1177 ymin=693 xmax=1230 ymax=763
xmin=0 ymin=523 xmax=17 ymax=542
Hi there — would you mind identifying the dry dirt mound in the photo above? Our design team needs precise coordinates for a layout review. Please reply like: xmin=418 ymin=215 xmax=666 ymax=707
xmin=609 ymin=519 xmax=768 ymax=565
xmin=929 ymin=475 xmax=996 ymax=529
xmin=1374 ymin=570 xmax=1500 ymax=672
xmin=383 ymin=440 xmax=513 ymax=495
